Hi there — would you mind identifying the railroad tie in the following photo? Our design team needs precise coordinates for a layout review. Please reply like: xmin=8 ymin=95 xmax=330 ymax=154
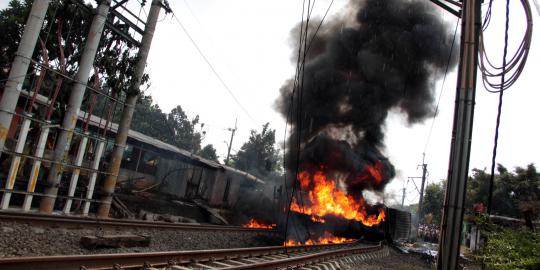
xmin=236 ymin=258 xmax=258 ymax=264
xmin=313 ymin=263 xmax=333 ymax=270
xmin=223 ymin=259 xmax=245 ymax=265
xmin=168 ymin=266 xmax=192 ymax=270
xmin=208 ymin=261 xmax=233 ymax=267
xmin=190 ymin=262 xmax=215 ymax=269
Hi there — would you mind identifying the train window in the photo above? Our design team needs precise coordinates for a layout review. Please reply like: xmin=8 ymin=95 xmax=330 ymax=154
xmin=123 ymin=145 xmax=133 ymax=161
xmin=223 ymin=177 xmax=231 ymax=202
xmin=118 ymin=145 xmax=134 ymax=169
xmin=138 ymin=151 xmax=159 ymax=175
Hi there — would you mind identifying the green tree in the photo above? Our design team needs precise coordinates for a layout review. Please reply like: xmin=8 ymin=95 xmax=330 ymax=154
xmin=231 ymin=123 xmax=281 ymax=178
xmin=199 ymin=144 xmax=218 ymax=162
xmin=422 ymin=181 xmax=445 ymax=225
xmin=166 ymin=105 xmax=201 ymax=152
xmin=466 ymin=164 xmax=540 ymax=219
xmin=1 ymin=0 xmax=146 ymax=119
xmin=0 ymin=0 xmax=30 ymax=81
xmin=130 ymin=98 xmax=202 ymax=152
xmin=130 ymin=94 xmax=170 ymax=142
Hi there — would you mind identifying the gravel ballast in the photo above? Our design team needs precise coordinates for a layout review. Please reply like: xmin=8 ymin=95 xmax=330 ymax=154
xmin=0 ymin=221 xmax=282 ymax=257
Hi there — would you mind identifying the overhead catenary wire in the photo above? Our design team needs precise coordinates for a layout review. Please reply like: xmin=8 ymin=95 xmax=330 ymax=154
xmin=283 ymin=0 xmax=338 ymax=248
xmin=168 ymin=10 xmax=258 ymax=125
xmin=284 ymin=0 xmax=313 ymax=248
xmin=293 ymin=0 xmax=317 ymax=241
xmin=423 ymin=18 xmax=459 ymax=155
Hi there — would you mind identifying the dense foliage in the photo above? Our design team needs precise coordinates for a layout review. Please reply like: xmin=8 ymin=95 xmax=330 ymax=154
xmin=231 ymin=123 xmax=281 ymax=178
xmin=1 ymin=0 xmax=144 ymax=119
xmin=130 ymin=94 xmax=203 ymax=153
xmin=421 ymin=181 xmax=445 ymax=225
xmin=199 ymin=144 xmax=218 ymax=162
xmin=478 ymin=221 xmax=540 ymax=269
xmin=420 ymin=164 xmax=540 ymax=225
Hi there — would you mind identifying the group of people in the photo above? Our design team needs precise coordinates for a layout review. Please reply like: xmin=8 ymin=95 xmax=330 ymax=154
xmin=418 ymin=223 xmax=439 ymax=243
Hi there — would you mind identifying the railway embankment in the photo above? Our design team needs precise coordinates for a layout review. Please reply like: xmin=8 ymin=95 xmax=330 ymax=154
xmin=0 ymin=218 xmax=281 ymax=257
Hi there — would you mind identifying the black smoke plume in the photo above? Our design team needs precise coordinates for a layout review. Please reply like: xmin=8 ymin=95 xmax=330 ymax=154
xmin=276 ymin=0 xmax=458 ymax=194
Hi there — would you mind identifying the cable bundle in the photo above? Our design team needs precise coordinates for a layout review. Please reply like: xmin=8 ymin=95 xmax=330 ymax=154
xmin=479 ymin=0 xmax=534 ymax=93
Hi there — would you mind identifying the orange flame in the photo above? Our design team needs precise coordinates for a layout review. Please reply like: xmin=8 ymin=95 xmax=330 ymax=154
xmin=290 ymin=170 xmax=385 ymax=227
xmin=311 ymin=216 xmax=326 ymax=223
xmin=351 ymin=160 xmax=384 ymax=186
xmin=284 ymin=231 xmax=355 ymax=246
xmin=242 ymin=218 xmax=276 ymax=229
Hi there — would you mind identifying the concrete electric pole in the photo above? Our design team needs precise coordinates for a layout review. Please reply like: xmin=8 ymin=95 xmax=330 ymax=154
xmin=417 ymin=156 xmax=427 ymax=228
xmin=0 ymin=0 xmax=50 ymax=159
xmin=97 ymin=0 xmax=164 ymax=218
xmin=39 ymin=0 xmax=112 ymax=214
xmin=435 ymin=0 xmax=482 ymax=269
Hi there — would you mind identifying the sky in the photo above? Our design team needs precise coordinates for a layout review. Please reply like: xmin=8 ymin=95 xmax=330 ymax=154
xmin=2 ymin=0 xmax=539 ymax=206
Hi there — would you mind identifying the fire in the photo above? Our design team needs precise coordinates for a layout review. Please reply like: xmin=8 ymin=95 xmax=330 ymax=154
xmin=311 ymin=216 xmax=326 ymax=223
xmin=284 ymin=231 xmax=355 ymax=246
xmin=242 ymin=218 xmax=276 ymax=229
xmin=290 ymin=170 xmax=385 ymax=227
xmin=350 ymin=160 xmax=384 ymax=186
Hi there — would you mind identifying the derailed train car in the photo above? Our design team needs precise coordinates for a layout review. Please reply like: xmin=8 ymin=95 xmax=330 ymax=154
xmin=384 ymin=207 xmax=412 ymax=243
xmin=358 ymin=207 xmax=411 ymax=243
xmin=0 ymin=88 xmax=269 ymax=219
xmin=341 ymin=207 xmax=411 ymax=243
xmin=79 ymin=113 xmax=268 ymax=211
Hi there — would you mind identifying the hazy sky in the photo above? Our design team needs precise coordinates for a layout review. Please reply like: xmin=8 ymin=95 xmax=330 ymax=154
xmin=2 ymin=0 xmax=538 ymax=205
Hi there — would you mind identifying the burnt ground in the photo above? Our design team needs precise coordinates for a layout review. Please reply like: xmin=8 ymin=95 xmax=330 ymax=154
xmin=348 ymin=248 xmax=433 ymax=270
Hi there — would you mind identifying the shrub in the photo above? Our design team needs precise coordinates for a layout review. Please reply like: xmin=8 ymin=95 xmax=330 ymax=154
xmin=479 ymin=226 xmax=540 ymax=270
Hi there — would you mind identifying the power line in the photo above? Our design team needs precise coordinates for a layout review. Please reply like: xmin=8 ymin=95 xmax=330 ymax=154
xmin=284 ymin=0 xmax=315 ymax=247
xmin=423 ymin=18 xmax=459 ymax=155
xmin=284 ymin=0 xmax=338 ymax=248
xmin=168 ymin=10 xmax=258 ymax=125
xmin=478 ymin=0 xmax=534 ymax=214
xmin=487 ymin=0 xmax=510 ymax=215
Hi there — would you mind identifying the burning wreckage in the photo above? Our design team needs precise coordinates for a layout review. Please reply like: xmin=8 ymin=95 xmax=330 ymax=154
xmin=267 ymin=0 xmax=458 ymax=245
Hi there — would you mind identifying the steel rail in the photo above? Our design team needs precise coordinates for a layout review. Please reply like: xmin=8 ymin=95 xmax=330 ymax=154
xmin=0 ymin=241 xmax=380 ymax=270
xmin=0 ymin=211 xmax=278 ymax=232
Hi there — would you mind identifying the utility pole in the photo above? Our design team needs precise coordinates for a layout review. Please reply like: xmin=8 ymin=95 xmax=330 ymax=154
xmin=0 ymin=0 xmax=50 ymax=159
xmin=39 ymin=0 xmax=112 ymax=214
xmin=224 ymin=118 xmax=237 ymax=165
xmin=96 ymin=0 xmax=164 ymax=218
xmin=417 ymin=155 xmax=428 ymax=229
xmin=436 ymin=0 xmax=482 ymax=269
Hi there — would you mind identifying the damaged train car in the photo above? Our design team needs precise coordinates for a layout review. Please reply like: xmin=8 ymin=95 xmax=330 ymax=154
xmin=0 ymin=90 xmax=278 ymax=225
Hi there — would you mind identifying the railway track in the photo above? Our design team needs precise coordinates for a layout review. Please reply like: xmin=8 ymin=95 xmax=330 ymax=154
xmin=0 ymin=211 xmax=277 ymax=232
xmin=0 ymin=241 xmax=386 ymax=270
